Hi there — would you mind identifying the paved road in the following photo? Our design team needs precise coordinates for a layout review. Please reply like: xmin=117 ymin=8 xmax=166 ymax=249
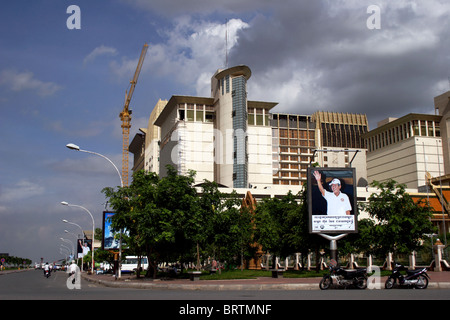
xmin=2 ymin=269 xmax=450 ymax=301
xmin=1 ymin=269 xmax=449 ymax=318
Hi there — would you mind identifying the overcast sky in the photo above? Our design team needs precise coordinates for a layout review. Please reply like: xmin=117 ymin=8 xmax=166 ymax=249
xmin=0 ymin=0 xmax=449 ymax=263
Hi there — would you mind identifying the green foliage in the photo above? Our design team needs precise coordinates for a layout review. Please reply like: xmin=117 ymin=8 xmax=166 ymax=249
xmin=102 ymin=166 xmax=255 ymax=277
xmin=0 ymin=255 xmax=32 ymax=267
xmin=360 ymin=179 xmax=436 ymax=256
xmin=102 ymin=170 xmax=436 ymax=276
xmin=209 ymin=190 xmax=254 ymax=266
xmin=253 ymin=191 xmax=291 ymax=258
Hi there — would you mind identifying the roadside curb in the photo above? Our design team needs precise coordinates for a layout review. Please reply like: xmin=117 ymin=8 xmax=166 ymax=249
xmin=81 ymin=274 xmax=450 ymax=291
xmin=0 ymin=269 xmax=32 ymax=275
xmin=82 ymin=274 xmax=319 ymax=290
xmin=431 ymin=282 xmax=450 ymax=289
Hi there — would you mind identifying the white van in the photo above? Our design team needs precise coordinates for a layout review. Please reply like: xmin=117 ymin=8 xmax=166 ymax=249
xmin=121 ymin=256 xmax=148 ymax=273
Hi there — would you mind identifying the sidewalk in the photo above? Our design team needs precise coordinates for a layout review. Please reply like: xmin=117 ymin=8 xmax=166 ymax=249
xmin=82 ymin=271 xmax=450 ymax=290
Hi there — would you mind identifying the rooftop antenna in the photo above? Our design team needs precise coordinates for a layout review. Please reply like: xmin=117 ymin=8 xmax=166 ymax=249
xmin=225 ymin=19 xmax=228 ymax=68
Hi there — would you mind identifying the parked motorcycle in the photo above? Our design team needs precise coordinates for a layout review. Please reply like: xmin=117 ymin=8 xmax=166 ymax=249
xmin=319 ymin=259 xmax=368 ymax=290
xmin=385 ymin=263 xmax=430 ymax=289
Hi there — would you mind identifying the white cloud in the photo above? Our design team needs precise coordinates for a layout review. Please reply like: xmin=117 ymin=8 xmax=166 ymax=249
xmin=0 ymin=69 xmax=61 ymax=96
xmin=248 ymin=64 xmax=330 ymax=114
xmin=111 ymin=18 xmax=249 ymax=96
xmin=109 ymin=57 xmax=140 ymax=80
xmin=83 ymin=45 xmax=118 ymax=66
xmin=0 ymin=180 xmax=45 ymax=202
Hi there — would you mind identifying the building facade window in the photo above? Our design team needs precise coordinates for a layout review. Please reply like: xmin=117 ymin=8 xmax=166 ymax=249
xmin=232 ymin=76 xmax=248 ymax=188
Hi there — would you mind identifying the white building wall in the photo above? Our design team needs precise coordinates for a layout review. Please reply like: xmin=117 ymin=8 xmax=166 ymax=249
xmin=248 ymin=126 xmax=273 ymax=186
xmin=180 ymin=122 xmax=215 ymax=183
xmin=367 ymin=136 xmax=443 ymax=189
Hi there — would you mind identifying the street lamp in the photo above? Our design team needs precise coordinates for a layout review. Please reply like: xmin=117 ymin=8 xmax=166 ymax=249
xmin=63 ymin=219 xmax=86 ymax=270
xmin=63 ymin=228 xmax=84 ymax=270
xmin=61 ymin=201 xmax=95 ymax=274
xmin=60 ymin=244 xmax=72 ymax=256
xmin=65 ymin=143 xmax=123 ymax=188
xmin=65 ymin=142 xmax=124 ymax=278
xmin=63 ymin=219 xmax=86 ymax=271
xmin=60 ymin=238 xmax=74 ymax=257
xmin=62 ymin=219 xmax=85 ymax=239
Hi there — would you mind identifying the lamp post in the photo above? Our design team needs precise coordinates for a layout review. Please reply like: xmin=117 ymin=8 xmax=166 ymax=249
xmin=64 ymin=228 xmax=83 ymax=269
xmin=60 ymin=244 xmax=72 ymax=257
xmin=60 ymin=238 xmax=74 ymax=257
xmin=63 ymin=219 xmax=85 ymax=271
xmin=60 ymin=246 xmax=71 ymax=263
xmin=65 ymin=143 xmax=123 ymax=187
xmin=63 ymin=219 xmax=84 ymax=236
xmin=61 ymin=202 xmax=95 ymax=274
xmin=66 ymin=143 xmax=124 ymax=278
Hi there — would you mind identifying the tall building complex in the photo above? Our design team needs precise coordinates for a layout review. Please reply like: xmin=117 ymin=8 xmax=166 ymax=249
xmin=131 ymin=65 xmax=369 ymax=192
xmin=128 ymin=69 xmax=450 ymax=235
xmin=153 ymin=66 xmax=277 ymax=189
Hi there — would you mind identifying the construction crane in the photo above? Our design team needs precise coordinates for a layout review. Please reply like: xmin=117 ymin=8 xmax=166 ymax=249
xmin=119 ymin=43 xmax=148 ymax=187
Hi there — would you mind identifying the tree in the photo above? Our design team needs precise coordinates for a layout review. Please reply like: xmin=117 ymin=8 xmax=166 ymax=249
xmin=103 ymin=166 xmax=203 ymax=278
xmin=195 ymin=180 xmax=221 ymax=269
xmin=361 ymin=179 xmax=436 ymax=257
xmin=154 ymin=165 xmax=199 ymax=272
xmin=338 ymin=218 xmax=377 ymax=262
xmin=103 ymin=169 xmax=165 ymax=278
xmin=209 ymin=190 xmax=254 ymax=271
xmin=253 ymin=191 xmax=306 ymax=267
xmin=295 ymin=184 xmax=328 ymax=270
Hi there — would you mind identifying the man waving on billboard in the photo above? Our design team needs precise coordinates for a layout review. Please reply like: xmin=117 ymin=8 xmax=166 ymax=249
xmin=313 ymin=170 xmax=352 ymax=216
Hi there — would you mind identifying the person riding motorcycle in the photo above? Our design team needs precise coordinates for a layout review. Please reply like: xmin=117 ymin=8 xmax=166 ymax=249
xmin=43 ymin=262 xmax=50 ymax=277
xmin=69 ymin=260 xmax=77 ymax=275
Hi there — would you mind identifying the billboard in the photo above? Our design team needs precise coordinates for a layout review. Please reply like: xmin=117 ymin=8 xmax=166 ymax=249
xmin=77 ymin=239 xmax=92 ymax=258
xmin=102 ymin=211 xmax=120 ymax=250
xmin=307 ymin=167 xmax=358 ymax=234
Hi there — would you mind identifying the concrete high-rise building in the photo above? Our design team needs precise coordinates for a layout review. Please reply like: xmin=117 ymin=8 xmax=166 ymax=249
xmin=128 ymin=99 xmax=167 ymax=175
xmin=154 ymin=95 xmax=215 ymax=183
xmin=154 ymin=66 xmax=277 ymax=189
xmin=131 ymin=65 xmax=369 ymax=196
xmin=312 ymin=111 xmax=369 ymax=187
xmin=144 ymin=99 xmax=167 ymax=174
xmin=270 ymin=111 xmax=369 ymax=187
xmin=363 ymin=113 xmax=444 ymax=189
xmin=271 ymin=113 xmax=316 ymax=186
xmin=434 ymin=91 xmax=450 ymax=176
xmin=211 ymin=66 xmax=276 ymax=188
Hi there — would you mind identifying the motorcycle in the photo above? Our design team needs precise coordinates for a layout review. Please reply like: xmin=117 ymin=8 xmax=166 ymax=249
xmin=319 ymin=259 xmax=368 ymax=290
xmin=385 ymin=263 xmax=430 ymax=289
xmin=44 ymin=269 xmax=50 ymax=278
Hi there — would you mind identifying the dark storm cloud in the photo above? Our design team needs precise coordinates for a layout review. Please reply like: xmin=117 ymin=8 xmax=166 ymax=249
xmin=228 ymin=0 xmax=450 ymax=129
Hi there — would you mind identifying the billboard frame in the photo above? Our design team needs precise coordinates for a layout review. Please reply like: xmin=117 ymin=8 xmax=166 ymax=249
xmin=307 ymin=167 xmax=358 ymax=234
xmin=102 ymin=211 xmax=120 ymax=250
xmin=77 ymin=238 xmax=92 ymax=258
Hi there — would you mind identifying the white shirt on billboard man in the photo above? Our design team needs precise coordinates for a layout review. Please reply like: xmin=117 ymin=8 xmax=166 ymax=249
xmin=313 ymin=171 xmax=352 ymax=216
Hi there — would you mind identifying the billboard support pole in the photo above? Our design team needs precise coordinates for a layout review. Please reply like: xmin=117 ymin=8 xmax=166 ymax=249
xmin=319 ymin=233 xmax=347 ymax=264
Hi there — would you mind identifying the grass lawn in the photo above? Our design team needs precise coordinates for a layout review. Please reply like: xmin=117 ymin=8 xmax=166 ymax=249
xmin=197 ymin=269 xmax=329 ymax=280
